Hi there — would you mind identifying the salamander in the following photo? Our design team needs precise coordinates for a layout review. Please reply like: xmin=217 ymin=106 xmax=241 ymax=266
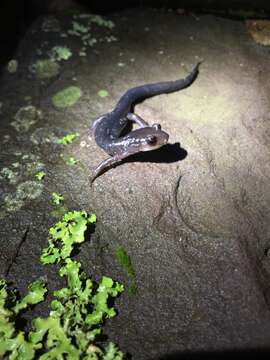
xmin=91 ymin=62 xmax=201 ymax=182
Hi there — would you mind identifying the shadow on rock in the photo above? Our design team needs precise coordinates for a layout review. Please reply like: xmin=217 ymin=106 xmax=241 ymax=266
xmin=124 ymin=142 xmax=187 ymax=164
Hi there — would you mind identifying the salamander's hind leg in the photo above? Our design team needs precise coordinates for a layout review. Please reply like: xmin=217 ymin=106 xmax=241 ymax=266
xmin=127 ymin=112 xmax=149 ymax=128
xmin=89 ymin=114 xmax=107 ymax=137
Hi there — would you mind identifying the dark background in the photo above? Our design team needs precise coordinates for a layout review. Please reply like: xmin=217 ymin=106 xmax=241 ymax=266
xmin=0 ymin=0 xmax=270 ymax=67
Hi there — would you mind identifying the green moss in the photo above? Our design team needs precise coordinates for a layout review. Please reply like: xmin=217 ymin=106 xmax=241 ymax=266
xmin=52 ymin=86 xmax=82 ymax=108
xmin=34 ymin=59 xmax=60 ymax=80
xmin=115 ymin=246 xmax=137 ymax=295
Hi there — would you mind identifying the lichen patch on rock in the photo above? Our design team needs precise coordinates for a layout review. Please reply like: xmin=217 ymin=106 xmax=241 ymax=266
xmin=33 ymin=59 xmax=60 ymax=80
xmin=11 ymin=106 xmax=43 ymax=132
xmin=52 ymin=86 xmax=82 ymax=108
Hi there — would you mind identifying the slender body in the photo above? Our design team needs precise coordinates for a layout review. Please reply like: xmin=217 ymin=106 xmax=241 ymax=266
xmin=91 ymin=62 xmax=201 ymax=181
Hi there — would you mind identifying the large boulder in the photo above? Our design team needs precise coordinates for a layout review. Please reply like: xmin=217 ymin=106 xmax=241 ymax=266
xmin=0 ymin=7 xmax=270 ymax=359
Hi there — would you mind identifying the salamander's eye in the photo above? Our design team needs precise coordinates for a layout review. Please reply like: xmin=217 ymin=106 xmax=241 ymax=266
xmin=146 ymin=135 xmax=157 ymax=145
xmin=153 ymin=123 xmax=161 ymax=130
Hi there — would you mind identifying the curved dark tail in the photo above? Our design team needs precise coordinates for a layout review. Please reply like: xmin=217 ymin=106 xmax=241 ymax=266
xmin=114 ymin=62 xmax=202 ymax=114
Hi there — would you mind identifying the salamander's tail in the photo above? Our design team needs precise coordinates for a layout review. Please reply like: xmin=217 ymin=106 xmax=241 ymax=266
xmin=183 ymin=61 xmax=202 ymax=87
xmin=114 ymin=61 xmax=203 ymax=114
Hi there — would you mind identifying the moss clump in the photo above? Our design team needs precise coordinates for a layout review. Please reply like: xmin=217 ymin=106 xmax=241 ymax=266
xmin=52 ymin=86 xmax=82 ymax=108
xmin=116 ymin=246 xmax=137 ymax=295
xmin=34 ymin=59 xmax=60 ymax=80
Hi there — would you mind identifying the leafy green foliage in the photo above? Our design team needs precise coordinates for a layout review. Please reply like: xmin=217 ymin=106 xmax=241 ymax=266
xmin=58 ymin=132 xmax=80 ymax=145
xmin=52 ymin=192 xmax=64 ymax=205
xmin=35 ymin=171 xmax=46 ymax=180
xmin=41 ymin=211 xmax=95 ymax=264
xmin=0 ymin=279 xmax=47 ymax=359
xmin=0 ymin=211 xmax=124 ymax=359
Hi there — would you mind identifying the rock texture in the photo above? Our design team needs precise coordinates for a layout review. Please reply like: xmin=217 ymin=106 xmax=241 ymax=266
xmin=1 ymin=7 xmax=270 ymax=359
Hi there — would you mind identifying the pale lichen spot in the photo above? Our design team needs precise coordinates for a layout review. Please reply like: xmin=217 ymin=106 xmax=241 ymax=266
xmin=7 ymin=59 xmax=18 ymax=74
xmin=11 ymin=106 xmax=43 ymax=132
xmin=4 ymin=180 xmax=43 ymax=212
xmin=30 ymin=128 xmax=61 ymax=145
xmin=0 ymin=167 xmax=18 ymax=184
xmin=33 ymin=59 xmax=60 ymax=80
xmin=4 ymin=194 xmax=24 ymax=212
xmin=16 ymin=180 xmax=44 ymax=200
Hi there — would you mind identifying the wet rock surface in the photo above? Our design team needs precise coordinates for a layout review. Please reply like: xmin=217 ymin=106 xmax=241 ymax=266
xmin=1 ymin=8 xmax=270 ymax=359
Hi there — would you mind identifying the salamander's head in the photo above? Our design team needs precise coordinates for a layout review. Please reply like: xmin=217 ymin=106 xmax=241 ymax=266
xmin=123 ymin=123 xmax=169 ymax=153
xmin=141 ymin=123 xmax=169 ymax=151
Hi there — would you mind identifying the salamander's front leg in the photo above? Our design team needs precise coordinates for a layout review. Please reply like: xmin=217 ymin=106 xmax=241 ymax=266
xmin=90 ymin=151 xmax=132 ymax=183
xmin=127 ymin=112 xmax=149 ymax=128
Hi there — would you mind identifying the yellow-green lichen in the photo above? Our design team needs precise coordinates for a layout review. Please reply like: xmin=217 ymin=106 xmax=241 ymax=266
xmin=34 ymin=59 xmax=60 ymax=80
xmin=52 ymin=86 xmax=82 ymax=108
